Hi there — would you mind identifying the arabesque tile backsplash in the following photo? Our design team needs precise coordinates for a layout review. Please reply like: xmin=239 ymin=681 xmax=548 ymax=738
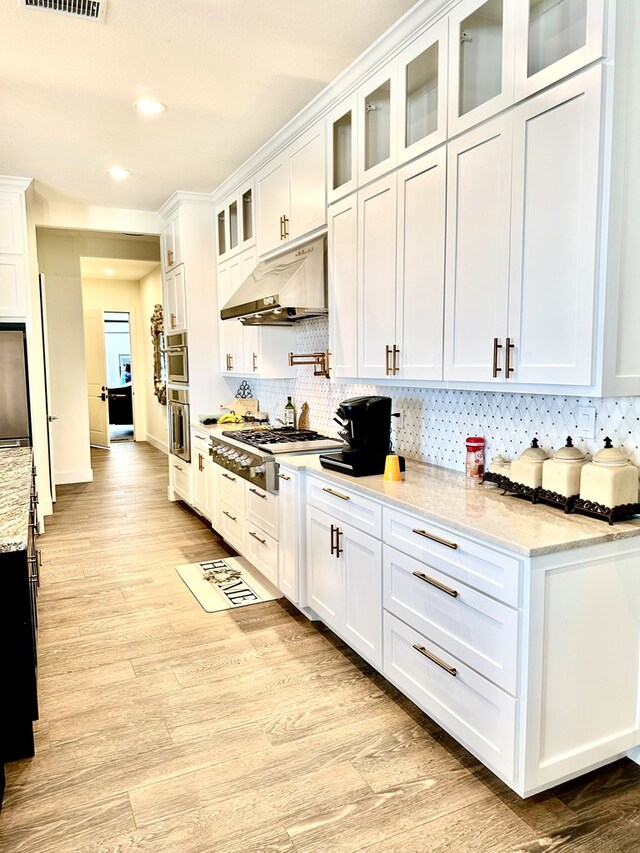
xmin=235 ymin=318 xmax=640 ymax=470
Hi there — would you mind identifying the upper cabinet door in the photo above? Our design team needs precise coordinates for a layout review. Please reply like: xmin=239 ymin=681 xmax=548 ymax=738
xmin=288 ymin=122 xmax=326 ymax=243
xmin=397 ymin=18 xmax=449 ymax=166
xmin=0 ymin=191 xmax=25 ymax=255
xmin=357 ymin=59 xmax=398 ymax=186
xmin=328 ymin=192 xmax=359 ymax=378
xmin=508 ymin=66 xmax=603 ymax=386
xmin=444 ymin=113 xmax=513 ymax=382
xmin=448 ymin=0 xmax=516 ymax=138
xmin=327 ymin=94 xmax=359 ymax=204
xmin=162 ymin=210 xmax=183 ymax=271
xmin=514 ymin=0 xmax=605 ymax=101
xmin=255 ymin=154 xmax=289 ymax=256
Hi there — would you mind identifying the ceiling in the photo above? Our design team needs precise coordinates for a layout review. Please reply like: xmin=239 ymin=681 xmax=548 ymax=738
xmin=80 ymin=257 xmax=160 ymax=281
xmin=2 ymin=0 xmax=418 ymax=213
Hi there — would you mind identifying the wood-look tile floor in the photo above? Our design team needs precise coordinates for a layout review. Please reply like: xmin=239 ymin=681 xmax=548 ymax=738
xmin=2 ymin=442 xmax=640 ymax=852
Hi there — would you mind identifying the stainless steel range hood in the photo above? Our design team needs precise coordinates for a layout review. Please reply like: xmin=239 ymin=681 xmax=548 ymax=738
xmin=220 ymin=236 xmax=327 ymax=326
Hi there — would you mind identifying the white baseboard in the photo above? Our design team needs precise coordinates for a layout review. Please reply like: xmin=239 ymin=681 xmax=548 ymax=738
xmin=145 ymin=433 xmax=168 ymax=454
xmin=627 ymin=747 xmax=640 ymax=765
xmin=55 ymin=468 xmax=94 ymax=485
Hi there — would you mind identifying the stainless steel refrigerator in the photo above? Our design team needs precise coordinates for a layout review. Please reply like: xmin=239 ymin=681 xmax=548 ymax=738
xmin=0 ymin=323 xmax=31 ymax=447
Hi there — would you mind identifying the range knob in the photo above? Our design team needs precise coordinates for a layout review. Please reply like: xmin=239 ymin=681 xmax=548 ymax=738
xmin=252 ymin=464 xmax=265 ymax=478
xmin=239 ymin=456 xmax=251 ymax=468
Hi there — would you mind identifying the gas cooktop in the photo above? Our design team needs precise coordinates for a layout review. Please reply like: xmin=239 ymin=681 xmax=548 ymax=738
xmin=220 ymin=427 xmax=343 ymax=455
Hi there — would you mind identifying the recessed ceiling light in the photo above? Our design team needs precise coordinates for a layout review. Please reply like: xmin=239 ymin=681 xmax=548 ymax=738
xmin=134 ymin=98 xmax=166 ymax=115
xmin=109 ymin=166 xmax=132 ymax=181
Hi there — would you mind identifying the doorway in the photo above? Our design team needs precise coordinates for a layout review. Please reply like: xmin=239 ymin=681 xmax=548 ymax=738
xmin=104 ymin=312 xmax=134 ymax=442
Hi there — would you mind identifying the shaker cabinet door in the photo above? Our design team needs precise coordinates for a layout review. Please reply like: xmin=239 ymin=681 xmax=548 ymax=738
xmin=328 ymin=193 xmax=359 ymax=378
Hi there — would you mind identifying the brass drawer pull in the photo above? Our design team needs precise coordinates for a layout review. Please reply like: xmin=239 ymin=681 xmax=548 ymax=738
xmin=195 ymin=433 xmax=206 ymax=440
xmin=249 ymin=530 xmax=267 ymax=546
xmin=412 ymin=528 xmax=458 ymax=550
xmin=322 ymin=487 xmax=350 ymax=502
xmin=249 ymin=487 xmax=267 ymax=499
xmin=412 ymin=571 xmax=458 ymax=598
xmin=222 ymin=473 xmax=236 ymax=481
xmin=413 ymin=643 xmax=457 ymax=677
xmin=222 ymin=510 xmax=237 ymax=522
xmin=174 ymin=465 xmax=183 ymax=472
xmin=385 ymin=344 xmax=392 ymax=376
xmin=252 ymin=352 xmax=258 ymax=372
xmin=492 ymin=337 xmax=502 ymax=378
xmin=278 ymin=473 xmax=291 ymax=481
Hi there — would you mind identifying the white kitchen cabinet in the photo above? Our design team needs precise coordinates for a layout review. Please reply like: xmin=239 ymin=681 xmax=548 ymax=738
xmin=448 ymin=0 xmax=516 ymax=137
xmin=357 ymin=59 xmax=398 ymax=186
xmin=162 ymin=208 xmax=183 ymax=272
xmin=307 ymin=505 xmax=383 ymax=669
xmin=164 ymin=265 xmax=187 ymax=333
xmin=328 ymin=193 xmax=358 ymax=378
xmin=327 ymin=94 xmax=359 ymax=204
xmin=508 ymin=66 xmax=602 ymax=386
xmin=397 ymin=18 xmax=449 ymax=165
xmin=277 ymin=467 xmax=301 ymax=605
xmin=191 ymin=430 xmax=212 ymax=521
xmin=0 ymin=189 xmax=25 ymax=255
xmin=514 ymin=0 xmax=606 ymax=101
xmin=0 ymin=257 xmax=28 ymax=319
xmin=355 ymin=148 xmax=446 ymax=381
xmin=0 ymin=180 xmax=30 ymax=319
xmin=444 ymin=113 xmax=513 ymax=382
xmin=220 ymin=503 xmax=246 ymax=554
xmin=256 ymin=121 xmax=326 ymax=256
xmin=245 ymin=525 xmax=279 ymax=587
xmin=216 ymin=181 xmax=254 ymax=261
xmin=169 ymin=456 xmax=191 ymax=504
xmin=218 ymin=255 xmax=245 ymax=374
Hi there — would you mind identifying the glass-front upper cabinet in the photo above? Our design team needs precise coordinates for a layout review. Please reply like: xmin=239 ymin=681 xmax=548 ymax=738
xmin=514 ymin=0 xmax=605 ymax=100
xmin=448 ymin=0 xmax=516 ymax=137
xmin=397 ymin=18 xmax=449 ymax=165
xmin=357 ymin=59 xmax=398 ymax=185
xmin=216 ymin=181 xmax=255 ymax=260
xmin=327 ymin=94 xmax=358 ymax=204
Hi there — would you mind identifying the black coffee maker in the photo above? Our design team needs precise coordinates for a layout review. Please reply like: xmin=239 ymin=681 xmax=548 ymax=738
xmin=320 ymin=395 xmax=405 ymax=477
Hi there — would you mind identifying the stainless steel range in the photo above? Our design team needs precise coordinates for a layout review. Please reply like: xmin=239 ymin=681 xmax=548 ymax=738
xmin=209 ymin=428 xmax=343 ymax=493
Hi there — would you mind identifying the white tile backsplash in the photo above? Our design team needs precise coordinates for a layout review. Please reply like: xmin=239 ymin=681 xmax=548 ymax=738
xmin=230 ymin=318 xmax=640 ymax=470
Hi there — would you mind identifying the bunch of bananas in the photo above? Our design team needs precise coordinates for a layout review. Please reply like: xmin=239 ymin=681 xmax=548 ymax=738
xmin=217 ymin=413 xmax=244 ymax=424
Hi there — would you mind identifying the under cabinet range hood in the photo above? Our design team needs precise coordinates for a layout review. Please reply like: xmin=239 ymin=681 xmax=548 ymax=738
xmin=220 ymin=236 xmax=327 ymax=326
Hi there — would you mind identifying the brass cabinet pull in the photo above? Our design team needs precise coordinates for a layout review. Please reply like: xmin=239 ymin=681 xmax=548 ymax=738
xmin=335 ymin=527 xmax=343 ymax=557
xmin=249 ymin=487 xmax=267 ymax=499
xmin=222 ymin=473 xmax=236 ymax=482
xmin=492 ymin=337 xmax=502 ymax=378
xmin=279 ymin=215 xmax=285 ymax=241
xmin=412 ymin=643 xmax=457 ymax=677
xmin=228 ymin=353 xmax=233 ymax=370
xmin=505 ymin=337 xmax=515 ymax=377
xmin=249 ymin=530 xmax=267 ymax=546
xmin=412 ymin=570 xmax=458 ymax=598
xmin=195 ymin=433 xmax=206 ymax=440
xmin=412 ymin=528 xmax=458 ymax=550
xmin=175 ymin=465 xmax=183 ymax=472
xmin=323 ymin=486 xmax=350 ymax=502
xmin=283 ymin=215 xmax=289 ymax=239
xmin=385 ymin=344 xmax=392 ymax=376
xmin=252 ymin=352 xmax=258 ymax=372
xmin=330 ymin=523 xmax=337 ymax=555
xmin=223 ymin=510 xmax=237 ymax=521
xmin=198 ymin=453 xmax=204 ymax=472
xmin=171 ymin=313 xmax=177 ymax=329
xmin=392 ymin=344 xmax=400 ymax=375
xmin=278 ymin=473 xmax=291 ymax=481
xmin=167 ymin=249 xmax=174 ymax=267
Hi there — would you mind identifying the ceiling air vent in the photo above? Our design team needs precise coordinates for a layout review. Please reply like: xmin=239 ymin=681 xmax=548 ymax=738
xmin=18 ymin=0 xmax=108 ymax=22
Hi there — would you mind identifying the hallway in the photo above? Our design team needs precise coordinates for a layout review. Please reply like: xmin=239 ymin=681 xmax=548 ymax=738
xmin=2 ymin=442 xmax=640 ymax=852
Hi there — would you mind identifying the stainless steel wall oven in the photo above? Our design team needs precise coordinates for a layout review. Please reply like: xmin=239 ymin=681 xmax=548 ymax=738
xmin=168 ymin=387 xmax=190 ymax=462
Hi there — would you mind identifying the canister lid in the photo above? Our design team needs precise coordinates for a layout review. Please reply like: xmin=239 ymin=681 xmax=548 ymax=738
xmin=593 ymin=437 xmax=629 ymax=467
xmin=518 ymin=437 xmax=548 ymax=461
xmin=552 ymin=436 xmax=588 ymax=462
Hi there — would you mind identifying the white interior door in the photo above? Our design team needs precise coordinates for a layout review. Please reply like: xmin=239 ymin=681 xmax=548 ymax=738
xmin=38 ymin=273 xmax=56 ymax=502
xmin=84 ymin=307 xmax=110 ymax=449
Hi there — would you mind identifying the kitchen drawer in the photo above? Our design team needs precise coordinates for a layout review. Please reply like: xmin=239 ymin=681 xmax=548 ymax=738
xmin=191 ymin=429 xmax=209 ymax=452
xmin=220 ymin=502 xmax=245 ymax=554
xmin=307 ymin=474 xmax=382 ymax=538
xmin=246 ymin=483 xmax=278 ymax=540
xmin=384 ymin=611 xmax=516 ymax=781
xmin=171 ymin=458 xmax=192 ymax=503
xmin=218 ymin=467 xmax=245 ymax=513
xmin=384 ymin=546 xmax=518 ymax=694
xmin=245 ymin=524 xmax=278 ymax=587
xmin=383 ymin=507 xmax=520 ymax=606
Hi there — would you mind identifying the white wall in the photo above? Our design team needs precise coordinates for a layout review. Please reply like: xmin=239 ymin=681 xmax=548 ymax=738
xmin=140 ymin=268 xmax=168 ymax=454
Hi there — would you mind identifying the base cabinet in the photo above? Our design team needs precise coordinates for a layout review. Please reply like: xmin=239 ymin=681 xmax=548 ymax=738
xmin=277 ymin=468 xmax=302 ymax=605
xmin=169 ymin=457 xmax=192 ymax=504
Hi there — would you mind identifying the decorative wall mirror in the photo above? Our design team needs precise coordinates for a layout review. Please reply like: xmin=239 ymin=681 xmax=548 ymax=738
xmin=151 ymin=304 xmax=167 ymax=405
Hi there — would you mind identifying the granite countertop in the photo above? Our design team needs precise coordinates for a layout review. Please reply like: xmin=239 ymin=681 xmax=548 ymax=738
xmin=278 ymin=454 xmax=640 ymax=558
xmin=0 ymin=447 xmax=33 ymax=553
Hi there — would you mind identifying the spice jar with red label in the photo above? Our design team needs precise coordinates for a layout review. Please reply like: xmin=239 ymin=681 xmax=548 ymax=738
xmin=465 ymin=436 xmax=485 ymax=479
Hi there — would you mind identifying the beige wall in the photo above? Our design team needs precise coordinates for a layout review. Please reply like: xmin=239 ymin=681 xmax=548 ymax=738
xmin=140 ymin=268 xmax=168 ymax=453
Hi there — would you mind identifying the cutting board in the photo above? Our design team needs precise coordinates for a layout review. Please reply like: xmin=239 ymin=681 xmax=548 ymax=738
xmin=219 ymin=398 xmax=259 ymax=417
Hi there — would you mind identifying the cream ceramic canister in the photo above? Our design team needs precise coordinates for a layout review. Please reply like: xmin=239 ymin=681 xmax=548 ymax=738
xmin=509 ymin=438 xmax=549 ymax=489
xmin=579 ymin=437 xmax=640 ymax=509
xmin=541 ymin=436 xmax=589 ymax=498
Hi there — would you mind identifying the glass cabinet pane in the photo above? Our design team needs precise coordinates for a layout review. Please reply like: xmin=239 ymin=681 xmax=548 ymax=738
xmin=405 ymin=42 xmax=439 ymax=147
xmin=333 ymin=110 xmax=352 ymax=190
xmin=229 ymin=201 xmax=238 ymax=250
xmin=459 ymin=0 xmax=504 ymax=117
xmin=528 ymin=0 xmax=587 ymax=78
xmin=217 ymin=211 xmax=226 ymax=256
xmin=364 ymin=80 xmax=391 ymax=171
xmin=242 ymin=189 xmax=253 ymax=241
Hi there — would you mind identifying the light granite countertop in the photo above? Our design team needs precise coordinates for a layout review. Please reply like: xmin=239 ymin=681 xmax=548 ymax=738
xmin=0 ymin=446 xmax=33 ymax=553
xmin=192 ymin=421 xmax=640 ymax=557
